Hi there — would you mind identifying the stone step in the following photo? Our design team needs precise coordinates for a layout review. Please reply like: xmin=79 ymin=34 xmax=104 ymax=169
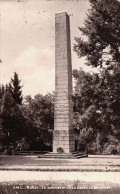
xmin=42 ymin=153 xmax=74 ymax=156
xmin=76 ymin=154 xmax=88 ymax=159
xmin=72 ymin=153 xmax=86 ymax=156
xmin=38 ymin=155 xmax=87 ymax=159
xmin=38 ymin=152 xmax=88 ymax=159
xmin=38 ymin=156 xmax=75 ymax=159
xmin=15 ymin=151 xmax=47 ymax=155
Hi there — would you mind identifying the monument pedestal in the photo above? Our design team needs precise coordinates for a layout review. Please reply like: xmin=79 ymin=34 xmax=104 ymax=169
xmin=53 ymin=130 xmax=75 ymax=153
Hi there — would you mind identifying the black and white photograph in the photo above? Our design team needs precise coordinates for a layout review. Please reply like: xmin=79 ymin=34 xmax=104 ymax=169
xmin=0 ymin=0 xmax=120 ymax=193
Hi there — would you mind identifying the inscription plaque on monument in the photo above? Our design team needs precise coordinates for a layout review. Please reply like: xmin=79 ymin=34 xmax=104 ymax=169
xmin=53 ymin=12 xmax=75 ymax=153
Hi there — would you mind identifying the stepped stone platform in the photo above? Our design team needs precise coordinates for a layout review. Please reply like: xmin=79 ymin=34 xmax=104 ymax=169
xmin=38 ymin=152 xmax=88 ymax=159
xmin=14 ymin=151 xmax=47 ymax=155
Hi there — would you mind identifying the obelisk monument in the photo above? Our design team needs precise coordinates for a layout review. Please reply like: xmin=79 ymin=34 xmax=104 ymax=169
xmin=53 ymin=12 xmax=75 ymax=153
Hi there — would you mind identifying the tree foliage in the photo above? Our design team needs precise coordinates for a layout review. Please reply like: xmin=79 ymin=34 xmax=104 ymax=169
xmin=73 ymin=0 xmax=120 ymax=154
xmin=73 ymin=69 xmax=120 ymax=154
xmin=0 ymin=91 xmax=29 ymax=153
xmin=22 ymin=93 xmax=54 ymax=151
xmin=74 ymin=0 xmax=120 ymax=68
xmin=0 ymin=84 xmax=5 ymax=99
xmin=25 ymin=93 xmax=54 ymax=131
xmin=0 ymin=72 xmax=54 ymax=152
xmin=10 ymin=72 xmax=23 ymax=104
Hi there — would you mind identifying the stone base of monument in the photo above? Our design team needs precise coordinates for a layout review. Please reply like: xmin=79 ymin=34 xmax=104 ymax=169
xmin=53 ymin=130 xmax=76 ymax=153
xmin=38 ymin=152 xmax=88 ymax=159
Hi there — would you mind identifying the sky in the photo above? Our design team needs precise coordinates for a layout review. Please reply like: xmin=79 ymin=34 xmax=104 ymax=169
xmin=0 ymin=0 xmax=98 ymax=97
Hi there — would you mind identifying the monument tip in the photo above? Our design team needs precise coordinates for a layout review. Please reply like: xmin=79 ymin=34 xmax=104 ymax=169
xmin=55 ymin=12 xmax=69 ymax=17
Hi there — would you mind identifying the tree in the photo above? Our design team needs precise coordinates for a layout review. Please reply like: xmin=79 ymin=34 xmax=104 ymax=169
xmin=23 ymin=93 xmax=54 ymax=151
xmin=73 ymin=0 xmax=120 ymax=154
xmin=0 ymin=91 xmax=17 ymax=153
xmin=0 ymin=75 xmax=23 ymax=152
xmin=0 ymin=91 xmax=30 ymax=153
xmin=73 ymin=69 xmax=103 ymax=153
xmin=0 ymin=84 xmax=5 ymax=99
xmin=73 ymin=68 xmax=120 ymax=154
xmin=10 ymin=72 xmax=23 ymax=104
xmin=74 ymin=0 xmax=120 ymax=69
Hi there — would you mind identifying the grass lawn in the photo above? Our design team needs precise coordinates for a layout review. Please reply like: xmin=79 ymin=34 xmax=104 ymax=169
xmin=1 ymin=155 xmax=120 ymax=167
xmin=0 ymin=155 xmax=72 ymax=166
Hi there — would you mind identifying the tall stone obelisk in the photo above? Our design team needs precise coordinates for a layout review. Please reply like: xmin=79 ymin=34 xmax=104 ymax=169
xmin=53 ymin=12 xmax=75 ymax=153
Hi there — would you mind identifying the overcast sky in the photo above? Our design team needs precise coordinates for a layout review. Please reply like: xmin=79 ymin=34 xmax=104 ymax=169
xmin=0 ymin=0 xmax=98 ymax=97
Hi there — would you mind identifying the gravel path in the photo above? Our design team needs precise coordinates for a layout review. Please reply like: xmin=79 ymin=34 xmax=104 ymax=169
xmin=0 ymin=171 xmax=120 ymax=186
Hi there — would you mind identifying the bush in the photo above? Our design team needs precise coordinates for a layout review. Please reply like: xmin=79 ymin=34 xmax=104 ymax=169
xmin=57 ymin=147 xmax=64 ymax=153
xmin=15 ymin=138 xmax=29 ymax=151
xmin=102 ymin=143 xmax=120 ymax=155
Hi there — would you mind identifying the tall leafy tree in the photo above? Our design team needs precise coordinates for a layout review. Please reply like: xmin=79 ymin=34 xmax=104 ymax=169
xmin=73 ymin=0 xmax=120 ymax=154
xmin=24 ymin=93 xmax=54 ymax=151
xmin=0 ymin=91 xmax=30 ymax=153
xmin=10 ymin=72 xmax=23 ymax=104
xmin=73 ymin=70 xmax=102 ymax=153
xmin=74 ymin=0 xmax=120 ymax=68
xmin=73 ymin=69 xmax=120 ymax=154
xmin=25 ymin=93 xmax=54 ymax=131
xmin=0 ymin=91 xmax=18 ymax=153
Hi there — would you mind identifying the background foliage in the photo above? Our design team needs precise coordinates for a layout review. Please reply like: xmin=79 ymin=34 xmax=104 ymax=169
xmin=73 ymin=0 xmax=120 ymax=154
